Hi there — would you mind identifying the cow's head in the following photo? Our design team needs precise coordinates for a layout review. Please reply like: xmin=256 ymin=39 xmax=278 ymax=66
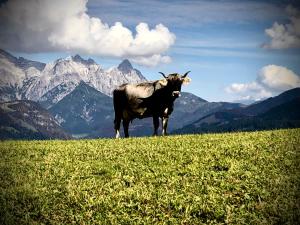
xmin=158 ymin=71 xmax=191 ymax=98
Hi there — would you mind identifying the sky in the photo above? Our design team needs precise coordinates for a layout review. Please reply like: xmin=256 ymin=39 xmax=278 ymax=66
xmin=0 ymin=0 xmax=300 ymax=102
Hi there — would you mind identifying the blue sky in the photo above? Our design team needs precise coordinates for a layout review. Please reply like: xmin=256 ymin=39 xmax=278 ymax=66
xmin=1 ymin=0 xmax=300 ymax=102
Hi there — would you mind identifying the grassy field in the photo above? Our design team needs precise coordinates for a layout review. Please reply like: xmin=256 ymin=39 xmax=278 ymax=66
xmin=0 ymin=129 xmax=299 ymax=224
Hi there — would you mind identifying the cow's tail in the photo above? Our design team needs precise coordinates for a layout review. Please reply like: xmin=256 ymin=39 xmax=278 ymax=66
xmin=113 ymin=89 xmax=125 ymax=130
xmin=113 ymin=89 xmax=124 ymax=116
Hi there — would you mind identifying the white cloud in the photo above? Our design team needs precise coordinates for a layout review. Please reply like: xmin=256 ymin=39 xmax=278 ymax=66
xmin=263 ymin=5 xmax=300 ymax=49
xmin=225 ymin=65 xmax=300 ymax=101
xmin=130 ymin=54 xmax=172 ymax=67
xmin=257 ymin=65 xmax=300 ymax=91
xmin=0 ymin=0 xmax=175 ymax=66
xmin=225 ymin=82 xmax=273 ymax=101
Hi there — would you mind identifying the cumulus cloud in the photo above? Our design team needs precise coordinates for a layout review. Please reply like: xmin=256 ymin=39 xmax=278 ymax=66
xmin=225 ymin=65 xmax=300 ymax=101
xmin=263 ymin=5 xmax=300 ymax=49
xmin=0 ymin=0 xmax=175 ymax=66
xmin=130 ymin=54 xmax=172 ymax=67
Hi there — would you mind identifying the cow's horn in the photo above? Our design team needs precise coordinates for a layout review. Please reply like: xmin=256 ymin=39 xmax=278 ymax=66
xmin=159 ymin=72 xmax=167 ymax=78
xmin=182 ymin=71 xmax=191 ymax=78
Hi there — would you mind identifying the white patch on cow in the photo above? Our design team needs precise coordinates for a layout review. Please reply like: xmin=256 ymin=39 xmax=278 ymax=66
xmin=125 ymin=84 xmax=154 ymax=98
xmin=116 ymin=130 xmax=120 ymax=138
xmin=162 ymin=117 xmax=168 ymax=135
xmin=164 ymin=108 xmax=168 ymax=115
xmin=159 ymin=79 xmax=168 ymax=86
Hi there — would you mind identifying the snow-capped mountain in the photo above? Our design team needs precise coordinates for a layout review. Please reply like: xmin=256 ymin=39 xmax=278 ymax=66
xmin=0 ymin=49 xmax=45 ymax=101
xmin=0 ymin=49 xmax=146 ymax=107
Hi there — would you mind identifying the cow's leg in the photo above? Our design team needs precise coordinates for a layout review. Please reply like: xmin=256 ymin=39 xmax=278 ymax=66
xmin=114 ymin=116 xmax=121 ymax=138
xmin=153 ymin=116 xmax=159 ymax=136
xmin=123 ymin=119 xmax=130 ymax=138
xmin=162 ymin=117 xmax=169 ymax=136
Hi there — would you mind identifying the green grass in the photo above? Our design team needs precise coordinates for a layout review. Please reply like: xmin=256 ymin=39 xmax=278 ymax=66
xmin=0 ymin=129 xmax=299 ymax=224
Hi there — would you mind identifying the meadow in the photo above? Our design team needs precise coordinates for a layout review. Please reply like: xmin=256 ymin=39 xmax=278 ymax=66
xmin=0 ymin=129 xmax=299 ymax=224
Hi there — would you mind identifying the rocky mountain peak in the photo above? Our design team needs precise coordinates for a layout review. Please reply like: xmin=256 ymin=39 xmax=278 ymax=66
xmin=87 ymin=58 xmax=96 ymax=65
xmin=72 ymin=54 xmax=84 ymax=61
xmin=117 ymin=59 xmax=133 ymax=73
xmin=0 ymin=49 xmax=17 ymax=62
xmin=17 ymin=57 xmax=46 ymax=71
xmin=0 ymin=49 xmax=45 ymax=71
xmin=71 ymin=54 xmax=96 ymax=65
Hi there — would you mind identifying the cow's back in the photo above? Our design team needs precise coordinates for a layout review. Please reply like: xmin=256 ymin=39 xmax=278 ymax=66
xmin=124 ymin=83 xmax=155 ymax=99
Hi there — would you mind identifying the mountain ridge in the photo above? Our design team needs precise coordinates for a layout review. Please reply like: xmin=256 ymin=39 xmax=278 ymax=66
xmin=0 ymin=49 xmax=146 ymax=104
xmin=174 ymin=88 xmax=300 ymax=134
xmin=0 ymin=100 xmax=70 ymax=140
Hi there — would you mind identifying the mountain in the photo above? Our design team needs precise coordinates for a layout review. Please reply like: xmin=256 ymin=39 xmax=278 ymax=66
xmin=174 ymin=88 xmax=300 ymax=134
xmin=259 ymin=97 xmax=300 ymax=121
xmin=0 ymin=49 xmax=146 ymax=108
xmin=168 ymin=92 xmax=208 ymax=130
xmin=29 ymin=56 xmax=146 ymax=108
xmin=169 ymin=94 xmax=243 ymax=131
xmin=0 ymin=49 xmax=45 ymax=102
xmin=118 ymin=59 xmax=134 ymax=73
xmin=49 ymin=81 xmax=114 ymax=138
xmin=239 ymin=88 xmax=300 ymax=116
xmin=0 ymin=49 xmax=45 ymax=72
xmin=183 ymin=101 xmax=243 ymax=125
xmin=0 ymin=100 xmax=70 ymax=140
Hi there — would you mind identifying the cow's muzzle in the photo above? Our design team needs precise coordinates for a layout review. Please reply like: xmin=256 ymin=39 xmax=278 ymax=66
xmin=172 ymin=91 xmax=181 ymax=98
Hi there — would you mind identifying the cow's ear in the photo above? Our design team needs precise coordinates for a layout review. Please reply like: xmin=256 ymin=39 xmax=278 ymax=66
xmin=158 ymin=79 xmax=168 ymax=86
xmin=182 ymin=77 xmax=191 ymax=85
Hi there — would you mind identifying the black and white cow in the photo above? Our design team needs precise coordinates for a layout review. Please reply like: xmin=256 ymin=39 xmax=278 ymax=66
xmin=113 ymin=72 xmax=191 ymax=138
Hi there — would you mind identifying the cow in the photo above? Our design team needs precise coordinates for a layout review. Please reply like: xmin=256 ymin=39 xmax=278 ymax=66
xmin=113 ymin=71 xmax=191 ymax=138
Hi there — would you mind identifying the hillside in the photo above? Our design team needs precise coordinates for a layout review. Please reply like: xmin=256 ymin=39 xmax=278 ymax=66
xmin=174 ymin=88 xmax=300 ymax=134
xmin=0 ymin=129 xmax=299 ymax=224
xmin=259 ymin=97 xmax=300 ymax=120
xmin=49 ymin=81 xmax=114 ymax=138
xmin=171 ymin=101 xmax=243 ymax=130
xmin=0 ymin=100 xmax=70 ymax=140
xmin=240 ymin=88 xmax=300 ymax=116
